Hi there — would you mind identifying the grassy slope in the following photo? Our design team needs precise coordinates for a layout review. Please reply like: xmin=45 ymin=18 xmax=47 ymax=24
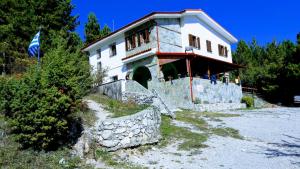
xmin=86 ymin=94 xmax=149 ymax=117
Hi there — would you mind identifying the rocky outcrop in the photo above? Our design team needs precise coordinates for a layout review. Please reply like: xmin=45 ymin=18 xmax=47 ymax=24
xmin=95 ymin=107 xmax=161 ymax=151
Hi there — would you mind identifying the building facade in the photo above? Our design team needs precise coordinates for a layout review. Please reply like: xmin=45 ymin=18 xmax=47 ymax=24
xmin=83 ymin=9 xmax=240 ymax=85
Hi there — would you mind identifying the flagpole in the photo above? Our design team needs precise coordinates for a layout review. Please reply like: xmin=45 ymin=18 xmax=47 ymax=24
xmin=38 ymin=26 xmax=41 ymax=65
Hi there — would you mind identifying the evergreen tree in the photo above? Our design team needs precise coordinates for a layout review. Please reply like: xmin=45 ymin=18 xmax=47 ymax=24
xmin=84 ymin=13 xmax=101 ymax=43
xmin=233 ymin=34 xmax=300 ymax=104
xmin=100 ymin=24 xmax=111 ymax=38
xmin=0 ymin=0 xmax=79 ymax=74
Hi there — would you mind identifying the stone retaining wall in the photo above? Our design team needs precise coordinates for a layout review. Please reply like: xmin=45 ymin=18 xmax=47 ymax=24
xmin=95 ymin=107 xmax=161 ymax=151
xmin=98 ymin=80 xmax=123 ymax=100
xmin=189 ymin=103 xmax=246 ymax=112
xmin=122 ymin=92 xmax=154 ymax=105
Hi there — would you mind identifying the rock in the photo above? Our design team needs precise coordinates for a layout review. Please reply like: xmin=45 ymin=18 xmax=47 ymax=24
xmin=133 ymin=128 xmax=140 ymax=135
xmin=120 ymin=137 xmax=131 ymax=146
xmin=115 ymin=127 xmax=126 ymax=133
xmin=104 ymin=124 xmax=115 ymax=130
xmin=102 ymin=140 xmax=119 ymax=147
xmin=84 ymin=142 xmax=90 ymax=154
xmin=101 ymin=130 xmax=113 ymax=140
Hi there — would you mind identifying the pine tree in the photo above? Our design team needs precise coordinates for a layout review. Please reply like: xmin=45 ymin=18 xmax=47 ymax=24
xmin=84 ymin=13 xmax=101 ymax=43
xmin=0 ymin=0 xmax=79 ymax=74
xmin=100 ymin=24 xmax=111 ymax=38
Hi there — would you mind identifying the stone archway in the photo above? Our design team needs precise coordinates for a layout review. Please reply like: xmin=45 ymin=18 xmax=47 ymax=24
xmin=132 ymin=66 xmax=152 ymax=89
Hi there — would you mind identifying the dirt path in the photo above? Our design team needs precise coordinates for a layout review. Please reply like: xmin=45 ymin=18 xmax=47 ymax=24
xmin=84 ymin=99 xmax=112 ymax=122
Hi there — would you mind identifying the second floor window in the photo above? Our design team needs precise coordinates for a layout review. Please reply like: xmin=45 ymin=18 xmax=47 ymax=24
xmin=96 ymin=48 xmax=101 ymax=59
xmin=138 ymin=29 xmax=150 ymax=47
xmin=206 ymin=40 xmax=212 ymax=53
xmin=109 ymin=43 xmax=117 ymax=57
xmin=189 ymin=34 xmax=200 ymax=49
xmin=218 ymin=44 xmax=228 ymax=57
xmin=125 ymin=35 xmax=136 ymax=51
xmin=125 ymin=28 xmax=150 ymax=51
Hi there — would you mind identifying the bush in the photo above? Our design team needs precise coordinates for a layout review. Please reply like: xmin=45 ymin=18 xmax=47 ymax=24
xmin=241 ymin=96 xmax=254 ymax=108
xmin=0 ymin=76 xmax=19 ymax=116
xmin=7 ymin=68 xmax=72 ymax=150
xmin=0 ymin=36 xmax=92 ymax=150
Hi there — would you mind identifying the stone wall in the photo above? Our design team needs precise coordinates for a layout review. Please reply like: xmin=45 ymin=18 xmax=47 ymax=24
xmin=98 ymin=80 xmax=123 ymax=100
xmin=190 ymin=103 xmax=246 ymax=112
xmin=123 ymin=80 xmax=175 ymax=118
xmin=155 ymin=18 xmax=182 ymax=53
xmin=148 ymin=78 xmax=193 ymax=110
xmin=192 ymin=78 xmax=243 ymax=104
xmin=95 ymin=107 xmax=161 ymax=151
xmin=148 ymin=77 xmax=245 ymax=111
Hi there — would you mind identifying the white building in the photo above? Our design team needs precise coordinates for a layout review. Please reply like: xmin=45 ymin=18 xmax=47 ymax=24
xmin=82 ymin=9 xmax=241 ymax=89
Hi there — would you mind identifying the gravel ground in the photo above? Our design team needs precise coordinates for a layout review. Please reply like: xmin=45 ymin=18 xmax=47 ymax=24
xmin=126 ymin=107 xmax=300 ymax=169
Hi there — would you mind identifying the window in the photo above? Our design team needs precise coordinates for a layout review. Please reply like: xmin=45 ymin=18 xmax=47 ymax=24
xmin=125 ymin=35 xmax=136 ymax=51
xmin=125 ymin=28 xmax=150 ymax=51
xmin=138 ymin=29 xmax=150 ymax=46
xmin=112 ymin=75 xmax=118 ymax=82
xmin=206 ymin=40 xmax=212 ymax=53
xmin=109 ymin=43 xmax=117 ymax=57
xmin=218 ymin=44 xmax=228 ymax=57
xmin=189 ymin=34 xmax=200 ymax=49
xmin=97 ymin=62 xmax=102 ymax=70
xmin=96 ymin=48 xmax=101 ymax=59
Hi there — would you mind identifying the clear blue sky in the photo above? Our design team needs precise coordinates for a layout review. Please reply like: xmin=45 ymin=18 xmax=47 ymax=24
xmin=71 ymin=0 xmax=300 ymax=49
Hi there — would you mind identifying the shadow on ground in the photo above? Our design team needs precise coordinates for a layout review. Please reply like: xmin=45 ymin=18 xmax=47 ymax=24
xmin=262 ymin=134 xmax=300 ymax=167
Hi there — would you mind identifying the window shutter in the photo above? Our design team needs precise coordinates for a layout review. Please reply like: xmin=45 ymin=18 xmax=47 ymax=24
xmin=218 ymin=45 xmax=221 ymax=55
xmin=189 ymin=34 xmax=193 ymax=47
xmin=225 ymin=47 xmax=228 ymax=57
xmin=145 ymin=29 xmax=150 ymax=43
xmin=125 ymin=38 xmax=129 ymax=51
xmin=132 ymin=35 xmax=136 ymax=48
xmin=137 ymin=33 xmax=141 ymax=47
xmin=197 ymin=37 xmax=200 ymax=49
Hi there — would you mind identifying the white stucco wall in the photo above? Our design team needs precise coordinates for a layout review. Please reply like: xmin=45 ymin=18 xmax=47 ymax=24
xmin=88 ymin=34 xmax=127 ymax=83
xmin=181 ymin=15 xmax=233 ymax=63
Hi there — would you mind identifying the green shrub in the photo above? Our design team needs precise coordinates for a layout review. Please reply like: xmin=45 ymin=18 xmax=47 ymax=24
xmin=1 ymin=36 xmax=92 ymax=150
xmin=241 ymin=96 xmax=254 ymax=108
xmin=8 ymin=69 xmax=72 ymax=150
xmin=0 ymin=76 xmax=19 ymax=116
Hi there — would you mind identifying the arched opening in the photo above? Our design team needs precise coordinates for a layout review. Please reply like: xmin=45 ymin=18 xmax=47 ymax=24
xmin=132 ymin=66 xmax=152 ymax=89
xmin=161 ymin=63 xmax=179 ymax=81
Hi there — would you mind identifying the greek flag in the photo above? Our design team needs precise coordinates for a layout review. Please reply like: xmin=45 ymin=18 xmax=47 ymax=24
xmin=28 ymin=31 xmax=40 ymax=57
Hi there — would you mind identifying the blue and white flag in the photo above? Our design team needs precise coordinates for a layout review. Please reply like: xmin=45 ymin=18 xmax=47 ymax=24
xmin=28 ymin=31 xmax=40 ymax=57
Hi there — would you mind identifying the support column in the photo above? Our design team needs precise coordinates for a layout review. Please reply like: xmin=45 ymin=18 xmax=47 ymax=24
xmin=186 ymin=58 xmax=194 ymax=102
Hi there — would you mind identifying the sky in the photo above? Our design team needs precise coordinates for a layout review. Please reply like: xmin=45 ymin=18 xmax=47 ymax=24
xmin=71 ymin=0 xmax=300 ymax=49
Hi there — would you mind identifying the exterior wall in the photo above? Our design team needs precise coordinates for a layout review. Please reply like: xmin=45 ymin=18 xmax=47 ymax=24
xmin=88 ymin=34 xmax=127 ymax=83
xmin=155 ymin=18 xmax=182 ymax=52
xmin=126 ymin=55 xmax=159 ymax=81
xmin=95 ymin=107 xmax=161 ymax=151
xmin=181 ymin=15 xmax=233 ymax=63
